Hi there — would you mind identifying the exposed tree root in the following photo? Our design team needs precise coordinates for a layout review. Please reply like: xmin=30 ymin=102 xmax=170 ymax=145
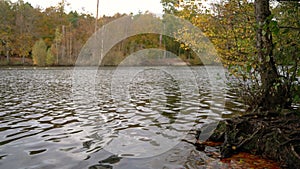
xmin=204 ymin=110 xmax=300 ymax=168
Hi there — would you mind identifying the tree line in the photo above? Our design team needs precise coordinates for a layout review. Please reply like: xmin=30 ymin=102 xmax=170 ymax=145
xmin=0 ymin=0 xmax=132 ymax=66
xmin=0 ymin=0 xmax=201 ymax=66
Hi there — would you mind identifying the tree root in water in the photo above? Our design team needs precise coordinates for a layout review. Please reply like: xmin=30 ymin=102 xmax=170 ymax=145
xmin=203 ymin=110 xmax=300 ymax=169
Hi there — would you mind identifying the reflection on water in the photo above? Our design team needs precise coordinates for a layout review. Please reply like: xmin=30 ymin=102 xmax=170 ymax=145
xmin=0 ymin=67 xmax=245 ymax=169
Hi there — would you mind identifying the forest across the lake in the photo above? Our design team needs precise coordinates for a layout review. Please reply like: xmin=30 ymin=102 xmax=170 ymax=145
xmin=1 ymin=0 xmax=300 ymax=168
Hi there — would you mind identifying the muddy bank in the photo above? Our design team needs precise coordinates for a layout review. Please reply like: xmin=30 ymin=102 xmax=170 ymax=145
xmin=205 ymin=110 xmax=300 ymax=168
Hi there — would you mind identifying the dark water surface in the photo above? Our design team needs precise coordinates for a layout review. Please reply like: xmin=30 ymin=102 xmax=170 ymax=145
xmin=0 ymin=66 xmax=245 ymax=169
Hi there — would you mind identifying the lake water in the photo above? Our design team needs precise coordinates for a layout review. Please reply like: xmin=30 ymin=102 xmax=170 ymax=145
xmin=0 ymin=66 xmax=245 ymax=169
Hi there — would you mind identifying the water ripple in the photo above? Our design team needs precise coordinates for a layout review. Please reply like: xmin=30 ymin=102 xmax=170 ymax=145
xmin=0 ymin=67 xmax=244 ymax=168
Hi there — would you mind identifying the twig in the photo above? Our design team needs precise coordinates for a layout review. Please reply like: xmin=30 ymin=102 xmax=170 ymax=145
xmin=280 ymin=138 xmax=300 ymax=147
xmin=291 ymin=145 xmax=300 ymax=160
xmin=237 ymin=126 xmax=261 ymax=149
xmin=181 ymin=139 xmax=195 ymax=145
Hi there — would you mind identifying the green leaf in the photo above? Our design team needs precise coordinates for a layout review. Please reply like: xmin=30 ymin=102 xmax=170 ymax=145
xmin=294 ymin=95 xmax=300 ymax=102
xmin=282 ymin=28 xmax=289 ymax=34
xmin=272 ymin=27 xmax=280 ymax=35
xmin=269 ymin=20 xmax=279 ymax=35
xmin=247 ymin=65 xmax=252 ymax=72
xmin=266 ymin=55 xmax=270 ymax=62
xmin=269 ymin=20 xmax=277 ymax=27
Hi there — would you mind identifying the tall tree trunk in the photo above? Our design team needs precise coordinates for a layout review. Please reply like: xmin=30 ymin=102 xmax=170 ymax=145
xmin=255 ymin=0 xmax=288 ymax=109
xmin=6 ymin=50 xmax=9 ymax=64
xmin=69 ymin=29 xmax=72 ymax=65
xmin=61 ymin=25 xmax=65 ymax=65
xmin=56 ymin=42 xmax=59 ymax=65
xmin=95 ymin=0 xmax=99 ymax=32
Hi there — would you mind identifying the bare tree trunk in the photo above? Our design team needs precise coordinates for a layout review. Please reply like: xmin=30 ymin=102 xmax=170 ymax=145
xmin=6 ymin=50 xmax=9 ymax=64
xmin=95 ymin=0 xmax=99 ymax=32
xmin=56 ymin=42 xmax=59 ymax=65
xmin=69 ymin=29 xmax=72 ymax=65
xmin=67 ymin=25 xmax=71 ymax=65
xmin=61 ymin=25 xmax=66 ymax=65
